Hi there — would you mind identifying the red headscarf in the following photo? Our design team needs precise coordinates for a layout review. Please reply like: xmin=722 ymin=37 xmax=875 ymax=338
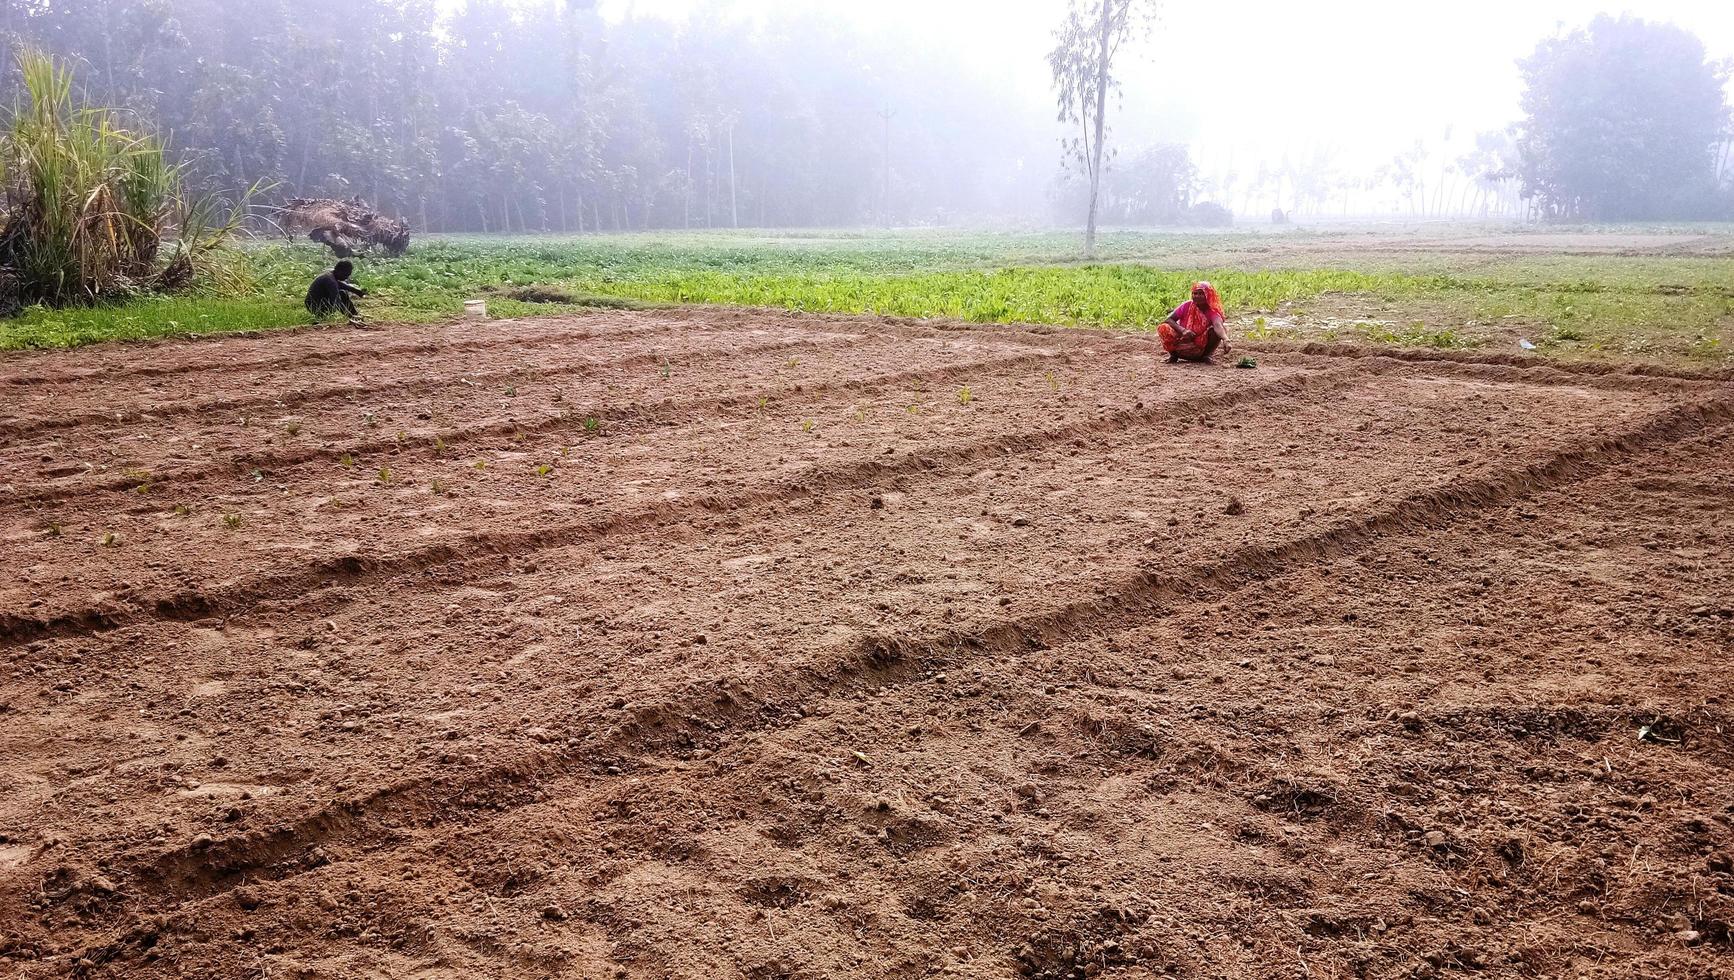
xmin=1191 ymin=281 xmax=1225 ymax=320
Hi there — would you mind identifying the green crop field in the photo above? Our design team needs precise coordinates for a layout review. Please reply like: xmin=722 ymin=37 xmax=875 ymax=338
xmin=2 ymin=227 xmax=1729 ymax=368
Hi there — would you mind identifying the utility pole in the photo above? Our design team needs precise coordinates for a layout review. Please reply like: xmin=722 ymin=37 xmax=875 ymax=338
xmin=878 ymin=105 xmax=895 ymax=228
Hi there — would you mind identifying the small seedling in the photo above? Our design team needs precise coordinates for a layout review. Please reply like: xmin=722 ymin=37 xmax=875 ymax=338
xmin=786 ymin=357 xmax=799 ymax=368
xmin=376 ymin=466 xmax=393 ymax=485
xmin=122 ymin=467 xmax=150 ymax=481
xmin=222 ymin=513 xmax=243 ymax=529
xmin=433 ymin=436 xmax=447 ymax=456
xmin=801 ymin=419 xmax=816 ymax=433
xmin=957 ymin=386 xmax=973 ymax=406
xmin=173 ymin=504 xmax=191 ymax=517
xmin=535 ymin=463 xmax=555 ymax=478
xmin=361 ymin=412 xmax=378 ymax=428
xmin=250 ymin=468 xmax=265 ymax=483
xmin=99 ymin=531 xmax=119 ymax=548
xmin=1235 ymin=356 xmax=1258 ymax=369
xmin=505 ymin=385 xmax=518 ymax=397
xmin=560 ymin=446 xmax=570 ymax=458
xmin=660 ymin=360 xmax=671 ymax=380
xmin=1044 ymin=371 xmax=1059 ymax=390
xmin=395 ymin=429 xmax=408 ymax=445
xmin=45 ymin=522 xmax=63 ymax=539
xmin=133 ymin=482 xmax=151 ymax=495
xmin=474 ymin=460 xmax=489 ymax=471
xmin=284 ymin=422 xmax=302 ymax=437
xmin=757 ymin=395 xmax=769 ymax=413
xmin=581 ymin=416 xmax=602 ymax=435
xmin=339 ymin=453 xmax=356 ymax=468
xmin=431 ymin=479 xmax=446 ymax=495
xmin=855 ymin=408 xmax=867 ymax=422
xmin=907 ymin=404 xmax=920 ymax=415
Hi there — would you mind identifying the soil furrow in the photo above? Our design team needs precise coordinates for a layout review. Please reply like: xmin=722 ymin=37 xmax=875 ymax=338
xmin=81 ymin=397 xmax=1732 ymax=921
xmin=0 ymin=332 xmax=844 ymax=441
xmin=0 ymin=361 xmax=1335 ymax=646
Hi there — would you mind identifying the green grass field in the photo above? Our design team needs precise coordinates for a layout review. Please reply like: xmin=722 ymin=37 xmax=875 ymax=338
xmin=2 ymin=228 xmax=1730 ymax=368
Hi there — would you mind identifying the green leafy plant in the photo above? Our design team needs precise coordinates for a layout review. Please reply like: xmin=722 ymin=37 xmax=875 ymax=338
xmin=535 ymin=463 xmax=554 ymax=477
xmin=339 ymin=453 xmax=355 ymax=468
xmin=222 ymin=513 xmax=242 ymax=529
xmin=433 ymin=436 xmax=447 ymax=456
xmin=1236 ymin=356 xmax=1258 ymax=369
xmin=173 ymin=503 xmax=190 ymax=516
xmin=376 ymin=466 xmax=392 ymax=485
xmin=801 ymin=419 xmax=815 ymax=433
xmin=431 ymin=479 xmax=446 ymax=495
xmin=473 ymin=459 xmax=488 ymax=471
xmin=284 ymin=421 xmax=301 ymax=437
xmin=581 ymin=416 xmax=602 ymax=435
xmin=44 ymin=521 xmax=62 ymax=538
xmin=956 ymin=386 xmax=973 ymax=405
xmin=99 ymin=531 xmax=118 ymax=547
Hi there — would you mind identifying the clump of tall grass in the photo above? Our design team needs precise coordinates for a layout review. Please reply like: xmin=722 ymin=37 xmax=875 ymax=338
xmin=0 ymin=49 xmax=259 ymax=311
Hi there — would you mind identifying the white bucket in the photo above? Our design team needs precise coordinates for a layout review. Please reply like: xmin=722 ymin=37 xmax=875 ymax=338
xmin=464 ymin=299 xmax=488 ymax=320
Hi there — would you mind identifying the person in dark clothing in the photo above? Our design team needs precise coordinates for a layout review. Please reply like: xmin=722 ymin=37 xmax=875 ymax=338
xmin=305 ymin=260 xmax=367 ymax=322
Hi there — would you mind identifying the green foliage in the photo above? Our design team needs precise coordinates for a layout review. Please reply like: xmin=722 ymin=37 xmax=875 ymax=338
xmin=0 ymin=49 xmax=257 ymax=309
xmin=1517 ymin=16 xmax=1732 ymax=220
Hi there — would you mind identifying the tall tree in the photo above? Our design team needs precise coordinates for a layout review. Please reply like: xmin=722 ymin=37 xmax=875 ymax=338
xmin=1516 ymin=15 xmax=1731 ymax=221
xmin=1048 ymin=0 xmax=1155 ymax=257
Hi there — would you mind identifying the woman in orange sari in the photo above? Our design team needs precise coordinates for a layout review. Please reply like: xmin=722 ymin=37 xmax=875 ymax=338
xmin=1158 ymin=281 xmax=1230 ymax=364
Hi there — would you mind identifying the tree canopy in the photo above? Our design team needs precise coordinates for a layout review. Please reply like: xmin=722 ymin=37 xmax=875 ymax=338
xmin=1516 ymin=14 xmax=1733 ymax=221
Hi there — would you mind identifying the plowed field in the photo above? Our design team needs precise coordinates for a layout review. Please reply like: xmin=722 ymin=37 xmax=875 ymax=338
xmin=3 ymin=309 xmax=1731 ymax=980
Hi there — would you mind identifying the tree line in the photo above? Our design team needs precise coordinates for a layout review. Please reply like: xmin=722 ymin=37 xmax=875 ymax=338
xmin=0 ymin=0 xmax=1065 ymax=233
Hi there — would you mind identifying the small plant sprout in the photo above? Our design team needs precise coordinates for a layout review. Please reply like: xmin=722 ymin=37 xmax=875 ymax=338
xmin=173 ymin=504 xmax=191 ymax=517
xmin=1236 ymin=356 xmax=1259 ymax=369
xmin=376 ymin=466 xmax=393 ymax=485
xmin=133 ymin=481 xmax=151 ymax=495
xmin=535 ymin=463 xmax=555 ymax=478
xmin=339 ymin=453 xmax=356 ymax=468
xmin=957 ymin=386 xmax=973 ymax=406
xmin=660 ymin=360 xmax=671 ymax=380
xmin=362 ymin=411 xmax=378 ymax=427
xmin=582 ymin=416 xmax=602 ymax=435
xmin=802 ymin=419 xmax=816 ymax=433
xmin=1044 ymin=371 xmax=1059 ymax=390
xmin=395 ymin=429 xmax=408 ymax=445
xmin=855 ymin=408 xmax=867 ymax=422
xmin=45 ymin=522 xmax=63 ymax=538
xmin=99 ymin=531 xmax=119 ymax=548
xmin=786 ymin=357 xmax=799 ymax=368
xmin=757 ymin=395 xmax=769 ymax=413
xmin=222 ymin=513 xmax=243 ymax=529
xmin=907 ymin=404 xmax=921 ymax=415
xmin=250 ymin=468 xmax=265 ymax=483
xmin=284 ymin=421 xmax=302 ymax=437
xmin=431 ymin=479 xmax=446 ymax=496
xmin=434 ymin=436 xmax=447 ymax=456
xmin=474 ymin=460 xmax=489 ymax=471
xmin=560 ymin=445 xmax=570 ymax=458
xmin=505 ymin=385 xmax=518 ymax=397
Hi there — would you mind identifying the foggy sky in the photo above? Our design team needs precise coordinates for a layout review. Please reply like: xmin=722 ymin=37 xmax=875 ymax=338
xmin=584 ymin=0 xmax=1734 ymax=180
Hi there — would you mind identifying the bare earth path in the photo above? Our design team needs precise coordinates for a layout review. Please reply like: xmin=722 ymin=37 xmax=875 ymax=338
xmin=2 ymin=309 xmax=1730 ymax=980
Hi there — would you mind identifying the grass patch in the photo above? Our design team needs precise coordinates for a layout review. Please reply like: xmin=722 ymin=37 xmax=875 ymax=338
xmin=0 ymin=229 xmax=1725 ymax=369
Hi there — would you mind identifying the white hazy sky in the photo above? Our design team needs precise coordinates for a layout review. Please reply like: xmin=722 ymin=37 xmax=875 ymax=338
xmin=513 ymin=0 xmax=1734 ymax=177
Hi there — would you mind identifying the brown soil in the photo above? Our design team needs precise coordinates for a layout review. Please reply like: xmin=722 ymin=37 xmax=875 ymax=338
xmin=2 ymin=308 xmax=1731 ymax=980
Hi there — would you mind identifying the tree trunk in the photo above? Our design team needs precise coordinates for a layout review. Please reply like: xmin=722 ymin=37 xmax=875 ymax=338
xmin=728 ymin=125 xmax=739 ymax=229
xmin=1084 ymin=0 xmax=1113 ymax=258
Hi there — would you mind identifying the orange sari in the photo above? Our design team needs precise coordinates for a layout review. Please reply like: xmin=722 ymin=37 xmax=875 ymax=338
xmin=1158 ymin=281 xmax=1225 ymax=359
